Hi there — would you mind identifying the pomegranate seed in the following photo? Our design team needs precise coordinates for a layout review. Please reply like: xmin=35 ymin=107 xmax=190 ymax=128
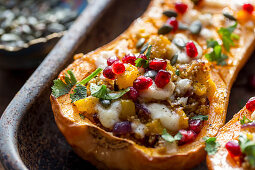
xmin=246 ymin=97 xmax=255 ymax=112
xmin=248 ymin=75 xmax=255 ymax=89
xmin=243 ymin=3 xmax=254 ymax=14
xmin=138 ymin=54 xmax=147 ymax=60
xmin=128 ymin=87 xmax=139 ymax=101
xmin=186 ymin=41 xmax=198 ymax=58
xmin=112 ymin=61 xmax=125 ymax=74
xmin=122 ymin=54 xmax=137 ymax=65
xmin=189 ymin=119 xmax=203 ymax=134
xmin=225 ymin=141 xmax=242 ymax=157
xmin=103 ymin=66 xmax=116 ymax=79
xmin=107 ymin=56 xmax=119 ymax=66
xmin=113 ymin=121 xmax=132 ymax=135
xmin=155 ymin=70 xmax=171 ymax=88
xmin=133 ymin=76 xmax=153 ymax=91
xmin=179 ymin=130 xmax=196 ymax=145
xmin=167 ymin=17 xmax=178 ymax=32
xmin=175 ymin=3 xmax=188 ymax=14
xmin=149 ymin=59 xmax=167 ymax=71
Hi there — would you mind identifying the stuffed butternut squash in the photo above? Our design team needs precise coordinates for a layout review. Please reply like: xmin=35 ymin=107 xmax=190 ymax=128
xmin=50 ymin=0 xmax=255 ymax=169
xmin=207 ymin=97 xmax=255 ymax=169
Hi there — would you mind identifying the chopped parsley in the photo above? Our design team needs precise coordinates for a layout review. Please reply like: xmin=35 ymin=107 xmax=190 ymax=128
xmin=70 ymin=84 xmax=87 ymax=103
xmin=205 ymin=40 xmax=228 ymax=66
xmin=135 ymin=58 xmax=149 ymax=68
xmin=79 ymin=68 xmax=102 ymax=85
xmin=162 ymin=129 xmax=182 ymax=143
xmin=175 ymin=69 xmax=180 ymax=76
xmin=90 ymin=84 xmax=130 ymax=100
xmin=191 ymin=115 xmax=208 ymax=121
xmin=239 ymin=133 xmax=255 ymax=167
xmin=240 ymin=116 xmax=252 ymax=125
xmin=79 ymin=113 xmax=85 ymax=119
xmin=52 ymin=70 xmax=77 ymax=98
xmin=145 ymin=45 xmax=152 ymax=58
xmin=203 ymin=137 xmax=220 ymax=155
xmin=218 ymin=22 xmax=238 ymax=52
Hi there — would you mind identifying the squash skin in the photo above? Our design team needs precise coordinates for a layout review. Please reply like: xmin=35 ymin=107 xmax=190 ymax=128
xmin=50 ymin=0 xmax=255 ymax=169
xmin=206 ymin=107 xmax=250 ymax=170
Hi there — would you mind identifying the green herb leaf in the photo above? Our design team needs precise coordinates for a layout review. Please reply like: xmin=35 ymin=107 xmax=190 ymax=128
xmin=205 ymin=44 xmax=228 ymax=66
xmin=70 ymin=84 xmax=87 ymax=103
xmin=203 ymin=137 xmax=220 ymax=155
xmin=174 ymin=132 xmax=183 ymax=141
xmin=79 ymin=68 xmax=102 ymax=85
xmin=79 ymin=113 xmax=85 ymax=119
xmin=91 ymin=84 xmax=108 ymax=99
xmin=90 ymin=84 xmax=129 ymax=100
xmin=207 ymin=40 xmax=219 ymax=48
xmin=218 ymin=22 xmax=238 ymax=51
xmin=146 ymin=45 xmax=152 ymax=59
xmin=135 ymin=58 xmax=149 ymax=68
xmin=162 ymin=129 xmax=175 ymax=142
xmin=239 ymin=133 xmax=255 ymax=168
xmin=52 ymin=70 xmax=77 ymax=98
xmin=240 ymin=116 xmax=253 ymax=125
xmin=162 ymin=129 xmax=182 ymax=143
xmin=191 ymin=115 xmax=208 ymax=121
xmin=175 ymin=69 xmax=180 ymax=76
xmin=107 ymin=88 xmax=130 ymax=100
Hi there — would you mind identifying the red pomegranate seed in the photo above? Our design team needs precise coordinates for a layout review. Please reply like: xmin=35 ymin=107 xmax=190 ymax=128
xmin=155 ymin=70 xmax=171 ymax=88
xmin=113 ymin=121 xmax=132 ymax=135
xmin=149 ymin=59 xmax=167 ymax=71
xmin=225 ymin=141 xmax=242 ymax=157
xmin=175 ymin=3 xmax=188 ymax=14
xmin=133 ymin=76 xmax=153 ymax=91
xmin=246 ymin=97 xmax=255 ymax=112
xmin=167 ymin=17 xmax=178 ymax=32
xmin=189 ymin=119 xmax=203 ymax=134
xmin=128 ymin=87 xmax=139 ymax=101
xmin=243 ymin=3 xmax=254 ymax=14
xmin=103 ymin=66 xmax=116 ymax=79
xmin=122 ymin=54 xmax=137 ymax=65
xmin=137 ymin=54 xmax=147 ymax=60
xmin=107 ymin=56 xmax=119 ymax=66
xmin=112 ymin=61 xmax=125 ymax=74
xmin=186 ymin=41 xmax=198 ymax=58
xmin=179 ymin=130 xmax=196 ymax=145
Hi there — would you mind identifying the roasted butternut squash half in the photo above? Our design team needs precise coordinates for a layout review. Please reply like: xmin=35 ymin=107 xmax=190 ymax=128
xmin=50 ymin=0 xmax=255 ymax=169
xmin=207 ymin=97 xmax=255 ymax=169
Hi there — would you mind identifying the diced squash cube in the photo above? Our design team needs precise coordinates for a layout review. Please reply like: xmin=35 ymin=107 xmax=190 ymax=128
xmin=194 ymin=83 xmax=207 ymax=96
xmin=119 ymin=100 xmax=136 ymax=120
xmin=116 ymin=64 xmax=139 ymax=89
xmin=176 ymin=109 xmax=189 ymax=130
xmin=206 ymin=78 xmax=216 ymax=101
xmin=148 ymin=35 xmax=171 ymax=59
xmin=74 ymin=96 xmax=99 ymax=114
xmin=146 ymin=120 xmax=164 ymax=135
xmin=237 ymin=10 xmax=251 ymax=24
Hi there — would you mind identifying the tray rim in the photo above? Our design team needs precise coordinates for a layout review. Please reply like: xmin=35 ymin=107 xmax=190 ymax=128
xmin=0 ymin=0 xmax=115 ymax=169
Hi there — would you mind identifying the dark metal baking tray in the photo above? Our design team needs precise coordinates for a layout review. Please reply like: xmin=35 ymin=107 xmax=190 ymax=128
xmin=0 ymin=0 xmax=254 ymax=169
